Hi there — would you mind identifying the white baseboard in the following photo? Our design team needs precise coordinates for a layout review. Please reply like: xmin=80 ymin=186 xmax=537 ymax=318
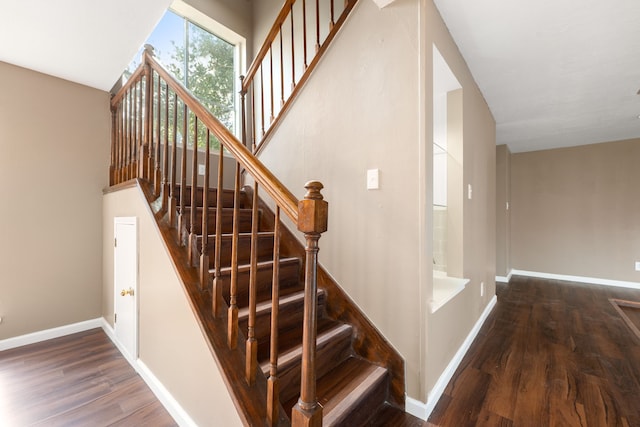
xmin=510 ymin=269 xmax=640 ymax=290
xmin=0 ymin=318 xmax=103 ymax=351
xmin=99 ymin=319 xmax=196 ymax=427
xmin=405 ymin=295 xmax=498 ymax=421
xmin=136 ymin=360 xmax=198 ymax=427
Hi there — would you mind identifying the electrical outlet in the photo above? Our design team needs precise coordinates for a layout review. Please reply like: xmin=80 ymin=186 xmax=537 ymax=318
xmin=480 ymin=282 xmax=485 ymax=297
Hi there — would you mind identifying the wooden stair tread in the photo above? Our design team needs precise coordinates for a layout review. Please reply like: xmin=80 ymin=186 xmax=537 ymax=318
xmin=237 ymin=289 xmax=324 ymax=321
xmin=259 ymin=322 xmax=352 ymax=375
xmin=216 ymin=257 xmax=299 ymax=275
xmin=316 ymin=357 xmax=388 ymax=426
xmin=197 ymin=231 xmax=275 ymax=240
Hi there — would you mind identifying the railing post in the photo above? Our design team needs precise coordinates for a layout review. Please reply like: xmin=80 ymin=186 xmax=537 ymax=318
xmin=291 ymin=181 xmax=328 ymax=427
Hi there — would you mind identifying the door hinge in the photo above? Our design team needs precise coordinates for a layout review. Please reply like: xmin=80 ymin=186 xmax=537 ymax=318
xmin=114 ymin=313 xmax=117 ymax=323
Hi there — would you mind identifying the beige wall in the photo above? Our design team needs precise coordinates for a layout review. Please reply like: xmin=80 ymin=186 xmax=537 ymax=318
xmin=424 ymin=0 xmax=496 ymax=395
xmin=496 ymin=144 xmax=511 ymax=277
xmin=252 ymin=0 xmax=496 ymax=402
xmin=103 ymin=186 xmax=242 ymax=427
xmin=511 ymin=138 xmax=640 ymax=283
xmin=0 ymin=61 xmax=109 ymax=340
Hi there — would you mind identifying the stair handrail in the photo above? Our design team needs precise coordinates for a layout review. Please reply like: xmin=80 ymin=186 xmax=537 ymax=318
xmin=241 ymin=0 xmax=359 ymax=152
xmin=110 ymin=47 xmax=327 ymax=426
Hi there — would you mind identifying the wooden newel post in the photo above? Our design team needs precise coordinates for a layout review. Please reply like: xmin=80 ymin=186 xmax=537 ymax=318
xmin=291 ymin=181 xmax=328 ymax=427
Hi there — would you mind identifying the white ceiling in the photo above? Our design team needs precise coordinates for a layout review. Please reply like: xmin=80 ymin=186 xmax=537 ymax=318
xmin=0 ymin=0 xmax=170 ymax=92
xmin=433 ymin=0 xmax=640 ymax=152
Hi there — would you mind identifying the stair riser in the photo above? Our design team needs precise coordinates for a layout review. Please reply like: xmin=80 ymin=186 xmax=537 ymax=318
xmin=239 ymin=293 xmax=326 ymax=347
xmin=173 ymin=187 xmax=242 ymax=209
xmin=276 ymin=328 xmax=353 ymax=405
xmin=198 ymin=235 xmax=275 ymax=268
xmin=328 ymin=373 xmax=389 ymax=427
xmin=182 ymin=210 xmax=254 ymax=235
xmin=217 ymin=262 xmax=301 ymax=309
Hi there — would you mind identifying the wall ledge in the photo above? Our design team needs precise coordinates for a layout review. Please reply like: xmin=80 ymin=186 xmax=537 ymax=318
xmin=371 ymin=0 xmax=398 ymax=9
xmin=510 ymin=269 xmax=640 ymax=290
xmin=406 ymin=295 xmax=498 ymax=420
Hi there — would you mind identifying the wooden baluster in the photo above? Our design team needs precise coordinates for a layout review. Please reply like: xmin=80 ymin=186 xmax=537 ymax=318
xmin=116 ymin=104 xmax=122 ymax=184
xmin=260 ymin=65 xmax=265 ymax=138
xmin=240 ymin=75 xmax=247 ymax=148
xmin=267 ymin=206 xmax=281 ymax=427
xmin=169 ymin=94 xmax=179 ymax=228
xmin=188 ymin=118 xmax=199 ymax=263
xmin=302 ymin=0 xmax=308 ymax=69
xmin=136 ymin=80 xmax=143 ymax=179
xmin=315 ymin=0 xmax=321 ymax=52
xmin=154 ymin=75 xmax=162 ymax=195
xmin=251 ymin=81 xmax=256 ymax=151
xmin=227 ymin=162 xmax=241 ymax=346
xmin=211 ymin=141 xmax=224 ymax=312
xmin=200 ymin=130 xmax=211 ymax=291
xmin=162 ymin=81 xmax=170 ymax=210
xmin=245 ymin=181 xmax=259 ymax=385
xmin=177 ymin=104 xmax=188 ymax=244
xmin=124 ymin=89 xmax=131 ymax=181
xmin=132 ymin=85 xmax=138 ymax=179
xmin=279 ymin=26 xmax=285 ymax=107
xmin=291 ymin=181 xmax=328 ymax=427
xmin=291 ymin=3 xmax=296 ymax=89
xmin=110 ymin=107 xmax=116 ymax=185
xmin=113 ymin=105 xmax=119 ymax=184
xmin=143 ymin=45 xmax=154 ymax=180
xmin=269 ymin=46 xmax=274 ymax=123
xmin=147 ymin=73 xmax=155 ymax=182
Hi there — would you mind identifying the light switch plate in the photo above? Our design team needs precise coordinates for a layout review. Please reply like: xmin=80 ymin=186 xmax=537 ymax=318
xmin=367 ymin=169 xmax=379 ymax=190
xmin=198 ymin=164 xmax=206 ymax=175
xmin=635 ymin=261 xmax=640 ymax=271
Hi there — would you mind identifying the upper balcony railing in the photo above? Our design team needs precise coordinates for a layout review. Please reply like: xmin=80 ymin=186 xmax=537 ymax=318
xmin=241 ymin=0 xmax=359 ymax=153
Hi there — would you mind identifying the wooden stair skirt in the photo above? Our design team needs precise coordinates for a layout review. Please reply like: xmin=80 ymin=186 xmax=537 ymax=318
xmin=168 ymin=185 xmax=424 ymax=426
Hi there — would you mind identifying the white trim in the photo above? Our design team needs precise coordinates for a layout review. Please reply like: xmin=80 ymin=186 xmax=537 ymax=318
xmin=510 ymin=269 xmax=640 ymax=290
xmin=101 ymin=319 xmax=197 ymax=427
xmin=406 ymin=295 xmax=498 ymax=420
xmin=405 ymin=395 xmax=430 ymax=421
xmin=496 ymin=270 xmax=513 ymax=283
xmin=136 ymin=360 xmax=198 ymax=427
xmin=0 ymin=318 xmax=102 ymax=351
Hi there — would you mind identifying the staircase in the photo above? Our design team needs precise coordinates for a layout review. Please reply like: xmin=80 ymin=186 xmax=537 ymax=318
xmin=108 ymin=0 xmax=429 ymax=424
xmin=173 ymin=184 xmax=417 ymax=425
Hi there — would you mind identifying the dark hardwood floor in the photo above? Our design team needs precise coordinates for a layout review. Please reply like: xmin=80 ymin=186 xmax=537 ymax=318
xmin=5 ymin=276 xmax=639 ymax=426
xmin=0 ymin=328 xmax=177 ymax=427
xmin=428 ymin=276 xmax=640 ymax=427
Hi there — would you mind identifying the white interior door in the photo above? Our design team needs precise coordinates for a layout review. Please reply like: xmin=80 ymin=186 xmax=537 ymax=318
xmin=114 ymin=217 xmax=138 ymax=361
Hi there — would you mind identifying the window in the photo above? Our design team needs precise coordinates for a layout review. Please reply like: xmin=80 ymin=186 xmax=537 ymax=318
xmin=127 ymin=8 xmax=241 ymax=139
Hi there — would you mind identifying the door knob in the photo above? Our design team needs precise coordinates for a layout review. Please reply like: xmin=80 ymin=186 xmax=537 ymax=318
xmin=120 ymin=288 xmax=134 ymax=297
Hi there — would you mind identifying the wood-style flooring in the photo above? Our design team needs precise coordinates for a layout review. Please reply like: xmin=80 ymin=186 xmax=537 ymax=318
xmin=0 ymin=328 xmax=177 ymax=426
xmin=428 ymin=276 xmax=640 ymax=427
